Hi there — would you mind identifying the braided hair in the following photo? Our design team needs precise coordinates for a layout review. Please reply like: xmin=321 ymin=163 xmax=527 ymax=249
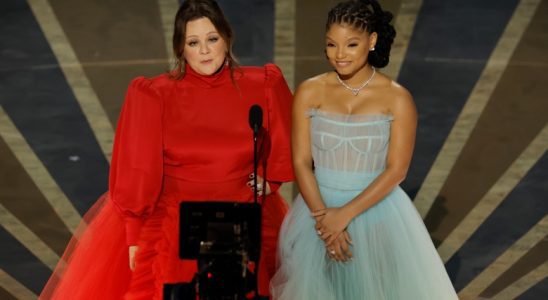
xmin=326 ymin=0 xmax=396 ymax=68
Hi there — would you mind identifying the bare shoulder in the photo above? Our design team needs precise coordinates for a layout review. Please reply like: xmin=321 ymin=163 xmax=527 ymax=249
xmin=293 ymin=72 xmax=329 ymax=107
xmin=382 ymin=78 xmax=416 ymax=117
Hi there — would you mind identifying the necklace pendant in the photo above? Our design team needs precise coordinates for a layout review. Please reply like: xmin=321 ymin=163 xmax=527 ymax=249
xmin=336 ymin=67 xmax=376 ymax=97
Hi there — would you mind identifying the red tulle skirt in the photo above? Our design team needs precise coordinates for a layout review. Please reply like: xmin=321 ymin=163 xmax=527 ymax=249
xmin=40 ymin=190 xmax=288 ymax=299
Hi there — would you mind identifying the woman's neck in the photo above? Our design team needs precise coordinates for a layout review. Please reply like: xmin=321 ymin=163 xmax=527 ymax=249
xmin=338 ymin=63 xmax=375 ymax=86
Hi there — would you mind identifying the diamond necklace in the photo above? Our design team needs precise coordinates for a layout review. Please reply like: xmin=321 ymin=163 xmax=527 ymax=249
xmin=336 ymin=67 xmax=376 ymax=96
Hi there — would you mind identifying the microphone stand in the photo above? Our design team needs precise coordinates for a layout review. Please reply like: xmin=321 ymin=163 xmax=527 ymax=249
xmin=253 ymin=124 xmax=259 ymax=204
xmin=249 ymin=104 xmax=262 ymax=298
xmin=251 ymin=108 xmax=261 ymax=299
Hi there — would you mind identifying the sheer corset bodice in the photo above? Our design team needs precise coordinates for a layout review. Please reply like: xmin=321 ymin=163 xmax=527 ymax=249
xmin=309 ymin=109 xmax=393 ymax=174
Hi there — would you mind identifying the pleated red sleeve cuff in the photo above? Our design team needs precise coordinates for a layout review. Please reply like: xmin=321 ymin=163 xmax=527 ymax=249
xmin=124 ymin=217 xmax=144 ymax=246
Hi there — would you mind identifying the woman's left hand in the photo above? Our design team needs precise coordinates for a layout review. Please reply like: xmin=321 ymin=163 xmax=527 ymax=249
xmin=246 ymin=173 xmax=271 ymax=195
xmin=312 ymin=207 xmax=353 ymax=246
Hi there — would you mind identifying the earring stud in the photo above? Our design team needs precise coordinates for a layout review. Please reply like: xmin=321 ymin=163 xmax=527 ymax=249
xmin=370 ymin=47 xmax=375 ymax=51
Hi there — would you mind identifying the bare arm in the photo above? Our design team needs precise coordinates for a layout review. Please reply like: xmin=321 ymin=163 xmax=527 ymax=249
xmin=344 ymin=87 xmax=417 ymax=220
xmin=291 ymin=82 xmax=326 ymax=212
xmin=293 ymin=80 xmax=355 ymax=261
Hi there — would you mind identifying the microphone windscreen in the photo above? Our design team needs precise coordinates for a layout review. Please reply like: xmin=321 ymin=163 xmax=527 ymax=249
xmin=249 ymin=104 xmax=263 ymax=130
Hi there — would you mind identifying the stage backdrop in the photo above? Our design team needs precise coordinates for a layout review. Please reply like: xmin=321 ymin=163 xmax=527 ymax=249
xmin=0 ymin=0 xmax=546 ymax=299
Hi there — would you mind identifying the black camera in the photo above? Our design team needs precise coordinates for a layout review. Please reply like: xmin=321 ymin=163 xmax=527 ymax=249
xmin=164 ymin=201 xmax=261 ymax=300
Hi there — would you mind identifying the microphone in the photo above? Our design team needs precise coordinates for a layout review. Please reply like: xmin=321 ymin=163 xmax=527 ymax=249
xmin=248 ymin=104 xmax=263 ymax=134
xmin=248 ymin=104 xmax=263 ymax=204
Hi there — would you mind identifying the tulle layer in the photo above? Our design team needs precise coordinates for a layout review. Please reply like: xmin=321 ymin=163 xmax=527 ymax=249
xmin=40 ymin=194 xmax=132 ymax=299
xmin=271 ymin=168 xmax=458 ymax=300
xmin=41 ymin=192 xmax=288 ymax=299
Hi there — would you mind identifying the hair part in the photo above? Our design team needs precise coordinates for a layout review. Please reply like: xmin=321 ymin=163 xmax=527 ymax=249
xmin=170 ymin=0 xmax=240 ymax=80
xmin=326 ymin=0 xmax=396 ymax=68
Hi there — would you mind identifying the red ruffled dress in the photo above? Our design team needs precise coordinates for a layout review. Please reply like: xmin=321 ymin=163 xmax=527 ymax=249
xmin=40 ymin=64 xmax=294 ymax=299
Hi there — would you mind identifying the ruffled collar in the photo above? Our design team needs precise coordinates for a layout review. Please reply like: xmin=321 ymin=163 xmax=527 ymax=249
xmin=184 ymin=63 xmax=230 ymax=88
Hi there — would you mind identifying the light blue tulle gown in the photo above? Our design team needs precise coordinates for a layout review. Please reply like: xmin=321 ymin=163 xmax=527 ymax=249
xmin=271 ymin=109 xmax=458 ymax=299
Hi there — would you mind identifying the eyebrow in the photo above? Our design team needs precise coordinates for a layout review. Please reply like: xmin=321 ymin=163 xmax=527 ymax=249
xmin=325 ymin=36 xmax=363 ymax=42
xmin=186 ymin=31 xmax=219 ymax=39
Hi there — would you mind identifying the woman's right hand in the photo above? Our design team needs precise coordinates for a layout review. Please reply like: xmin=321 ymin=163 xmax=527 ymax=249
xmin=315 ymin=218 xmax=353 ymax=262
xmin=129 ymin=245 xmax=139 ymax=271
xmin=326 ymin=230 xmax=353 ymax=262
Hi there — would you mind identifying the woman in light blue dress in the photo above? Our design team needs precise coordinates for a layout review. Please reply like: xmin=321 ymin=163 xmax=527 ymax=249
xmin=270 ymin=1 xmax=458 ymax=299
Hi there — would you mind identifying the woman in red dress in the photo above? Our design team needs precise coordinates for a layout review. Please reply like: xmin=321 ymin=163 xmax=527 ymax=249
xmin=40 ymin=0 xmax=293 ymax=299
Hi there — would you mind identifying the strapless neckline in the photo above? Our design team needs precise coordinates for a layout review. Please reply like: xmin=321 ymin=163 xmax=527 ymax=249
xmin=309 ymin=108 xmax=392 ymax=118
xmin=308 ymin=108 xmax=393 ymax=126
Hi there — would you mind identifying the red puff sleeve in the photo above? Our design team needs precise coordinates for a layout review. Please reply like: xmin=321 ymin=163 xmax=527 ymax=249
xmin=109 ymin=77 xmax=163 ymax=246
xmin=264 ymin=64 xmax=294 ymax=191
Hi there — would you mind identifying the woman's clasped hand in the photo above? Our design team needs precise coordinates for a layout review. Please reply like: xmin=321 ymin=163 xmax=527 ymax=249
xmin=312 ymin=207 xmax=353 ymax=262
